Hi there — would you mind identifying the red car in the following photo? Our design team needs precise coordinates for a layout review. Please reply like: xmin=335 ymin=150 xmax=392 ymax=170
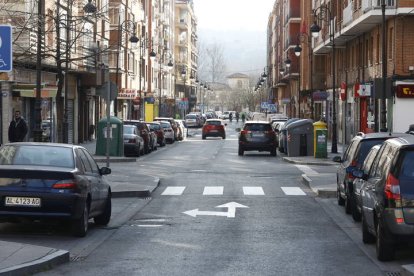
xmin=202 ymin=119 xmax=226 ymax=139
xmin=148 ymin=122 xmax=166 ymax=147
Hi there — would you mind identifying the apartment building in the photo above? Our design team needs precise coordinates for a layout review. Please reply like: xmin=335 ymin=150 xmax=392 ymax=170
xmin=312 ymin=0 xmax=414 ymax=143
xmin=174 ymin=0 xmax=198 ymax=115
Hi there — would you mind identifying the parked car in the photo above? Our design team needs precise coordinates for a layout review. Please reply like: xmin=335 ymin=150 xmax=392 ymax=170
xmin=123 ymin=120 xmax=152 ymax=154
xmin=146 ymin=123 xmax=158 ymax=151
xmin=278 ymin=118 xmax=299 ymax=153
xmin=333 ymin=132 xmax=411 ymax=215
xmin=202 ymin=119 xmax=226 ymax=139
xmin=148 ymin=122 xmax=166 ymax=147
xmin=123 ymin=125 xmax=144 ymax=157
xmin=356 ymin=136 xmax=414 ymax=261
xmin=154 ymin=117 xmax=178 ymax=141
xmin=0 ymin=143 xmax=112 ymax=237
xmin=175 ymin=119 xmax=187 ymax=141
xmin=159 ymin=121 xmax=175 ymax=143
xmin=237 ymin=121 xmax=277 ymax=156
xmin=185 ymin=114 xmax=200 ymax=128
xmin=350 ymin=144 xmax=381 ymax=222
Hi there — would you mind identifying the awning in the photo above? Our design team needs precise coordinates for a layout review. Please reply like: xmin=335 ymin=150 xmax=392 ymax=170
xmin=13 ymin=84 xmax=58 ymax=98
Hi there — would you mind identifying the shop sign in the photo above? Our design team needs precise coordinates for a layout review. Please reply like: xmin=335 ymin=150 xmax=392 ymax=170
xmin=145 ymin=97 xmax=155 ymax=103
xmin=118 ymin=88 xmax=137 ymax=99
xmin=396 ymin=84 xmax=414 ymax=98
xmin=359 ymin=84 xmax=371 ymax=97
xmin=312 ymin=91 xmax=328 ymax=101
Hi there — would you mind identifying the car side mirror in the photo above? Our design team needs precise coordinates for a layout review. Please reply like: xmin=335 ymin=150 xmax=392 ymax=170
xmin=332 ymin=156 xmax=342 ymax=163
xmin=100 ymin=167 xmax=111 ymax=175
xmin=235 ymin=128 xmax=241 ymax=132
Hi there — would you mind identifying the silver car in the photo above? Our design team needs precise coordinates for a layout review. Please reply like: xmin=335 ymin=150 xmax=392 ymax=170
xmin=159 ymin=121 xmax=175 ymax=143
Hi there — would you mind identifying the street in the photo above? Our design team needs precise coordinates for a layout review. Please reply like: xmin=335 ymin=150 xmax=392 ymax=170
xmin=1 ymin=122 xmax=414 ymax=275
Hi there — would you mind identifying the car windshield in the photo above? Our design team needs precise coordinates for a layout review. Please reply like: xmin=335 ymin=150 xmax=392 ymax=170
xmin=400 ymin=150 xmax=414 ymax=179
xmin=150 ymin=124 xmax=160 ymax=130
xmin=161 ymin=122 xmax=171 ymax=128
xmin=0 ymin=145 xmax=75 ymax=168
xmin=356 ymin=139 xmax=386 ymax=166
xmin=244 ymin=124 xmax=272 ymax=131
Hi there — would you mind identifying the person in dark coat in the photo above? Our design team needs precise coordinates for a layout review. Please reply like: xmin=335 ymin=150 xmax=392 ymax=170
xmin=8 ymin=111 xmax=28 ymax=142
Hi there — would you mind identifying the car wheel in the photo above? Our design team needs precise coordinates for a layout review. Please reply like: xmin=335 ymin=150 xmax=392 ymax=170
xmin=376 ymin=220 xmax=395 ymax=261
xmin=222 ymin=135 xmax=226 ymax=139
xmin=337 ymin=187 xmax=345 ymax=206
xmin=202 ymin=135 xmax=206 ymax=140
xmin=344 ymin=185 xmax=352 ymax=214
xmin=238 ymin=147 xmax=244 ymax=156
xmin=135 ymin=146 xmax=141 ymax=157
xmin=279 ymin=147 xmax=284 ymax=153
xmin=270 ymin=148 xmax=277 ymax=156
xmin=362 ymin=212 xmax=375 ymax=244
xmin=94 ymin=193 xmax=111 ymax=226
xmin=72 ymin=201 xmax=89 ymax=237
xmin=351 ymin=193 xmax=361 ymax=222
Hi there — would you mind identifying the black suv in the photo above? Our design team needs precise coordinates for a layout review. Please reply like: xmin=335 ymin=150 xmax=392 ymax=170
xmin=238 ymin=121 xmax=277 ymax=156
xmin=356 ymin=136 xmax=414 ymax=261
xmin=123 ymin=120 xmax=152 ymax=154
xmin=333 ymin=132 xmax=410 ymax=215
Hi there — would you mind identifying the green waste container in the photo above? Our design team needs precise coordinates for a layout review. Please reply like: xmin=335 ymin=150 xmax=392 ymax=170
xmin=313 ymin=121 xmax=327 ymax=158
xmin=96 ymin=116 xmax=124 ymax=156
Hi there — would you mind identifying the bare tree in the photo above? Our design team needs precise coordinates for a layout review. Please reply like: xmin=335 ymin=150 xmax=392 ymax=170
xmin=198 ymin=41 xmax=227 ymax=83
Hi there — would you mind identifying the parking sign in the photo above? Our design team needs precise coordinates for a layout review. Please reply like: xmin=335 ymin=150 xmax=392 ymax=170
xmin=0 ymin=25 xmax=12 ymax=72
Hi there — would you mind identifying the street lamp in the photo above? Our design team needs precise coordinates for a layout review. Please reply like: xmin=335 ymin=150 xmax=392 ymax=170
xmin=294 ymin=31 xmax=314 ymax=120
xmin=311 ymin=4 xmax=338 ymax=153
xmin=181 ymin=66 xmax=187 ymax=116
xmin=115 ymin=18 xmax=139 ymax=116
xmin=157 ymin=49 xmax=174 ymax=117
xmin=380 ymin=0 xmax=388 ymax=132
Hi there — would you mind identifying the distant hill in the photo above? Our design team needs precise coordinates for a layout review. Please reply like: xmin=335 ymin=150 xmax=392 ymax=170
xmin=198 ymin=28 xmax=266 ymax=76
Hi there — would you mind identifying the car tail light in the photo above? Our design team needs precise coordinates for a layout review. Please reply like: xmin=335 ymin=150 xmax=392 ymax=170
xmin=241 ymin=130 xmax=250 ymax=135
xmin=385 ymin=173 xmax=401 ymax=201
xmin=128 ymin=138 xmax=137 ymax=143
xmin=52 ymin=180 xmax=77 ymax=189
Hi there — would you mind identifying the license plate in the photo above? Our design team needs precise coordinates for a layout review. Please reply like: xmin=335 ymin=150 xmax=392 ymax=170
xmin=210 ymin=130 xmax=218 ymax=133
xmin=252 ymin=133 xmax=265 ymax=137
xmin=5 ymin=197 xmax=41 ymax=207
xmin=124 ymin=139 xmax=129 ymax=143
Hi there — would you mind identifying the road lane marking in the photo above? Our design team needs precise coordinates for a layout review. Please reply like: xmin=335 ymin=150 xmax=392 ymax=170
xmin=161 ymin=186 xmax=186 ymax=195
xmin=295 ymin=165 xmax=319 ymax=175
xmin=243 ymin=186 xmax=265 ymax=195
xmin=281 ymin=187 xmax=306 ymax=196
xmin=203 ymin=186 xmax=224 ymax=195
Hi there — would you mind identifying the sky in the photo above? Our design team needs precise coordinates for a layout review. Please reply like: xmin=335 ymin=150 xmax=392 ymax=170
xmin=193 ymin=0 xmax=275 ymax=78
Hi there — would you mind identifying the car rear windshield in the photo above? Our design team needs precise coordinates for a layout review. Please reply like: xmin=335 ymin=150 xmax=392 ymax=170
xmin=355 ymin=139 xmax=386 ymax=166
xmin=206 ymin=121 xmax=221 ymax=126
xmin=123 ymin=125 xmax=136 ymax=134
xmin=161 ymin=122 xmax=171 ymax=128
xmin=0 ymin=145 xmax=75 ymax=167
xmin=150 ymin=124 xmax=160 ymax=130
xmin=399 ymin=150 xmax=414 ymax=179
xmin=185 ymin=115 xmax=197 ymax=119
xmin=244 ymin=124 xmax=272 ymax=131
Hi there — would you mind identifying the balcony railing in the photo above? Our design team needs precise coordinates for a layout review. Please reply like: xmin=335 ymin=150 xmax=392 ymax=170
xmin=343 ymin=2 xmax=353 ymax=27
xmin=362 ymin=0 xmax=396 ymax=12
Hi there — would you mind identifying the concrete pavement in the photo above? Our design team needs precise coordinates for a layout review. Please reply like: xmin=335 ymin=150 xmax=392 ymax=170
xmin=0 ymin=140 xmax=160 ymax=275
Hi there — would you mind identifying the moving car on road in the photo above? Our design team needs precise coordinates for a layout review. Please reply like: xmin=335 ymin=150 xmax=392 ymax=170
xmin=0 ymin=143 xmax=112 ymax=237
xmin=237 ymin=121 xmax=277 ymax=156
xmin=202 ymin=119 xmax=226 ymax=140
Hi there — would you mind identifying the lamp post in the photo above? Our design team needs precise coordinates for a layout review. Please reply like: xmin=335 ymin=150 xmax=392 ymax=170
xmin=115 ymin=18 xmax=139 ymax=117
xmin=311 ymin=3 xmax=337 ymax=153
xmin=181 ymin=66 xmax=187 ymax=116
xmin=285 ymin=54 xmax=292 ymax=117
xmin=294 ymin=31 xmax=314 ymax=120
xmin=34 ymin=0 xmax=44 ymax=142
xmin=294 ymin=44 xmax=301 ymax=118
xmin=380 ymin=0 xmax=388 ymax=132
xmin=156 ymin=49 xmax=173 ymax=117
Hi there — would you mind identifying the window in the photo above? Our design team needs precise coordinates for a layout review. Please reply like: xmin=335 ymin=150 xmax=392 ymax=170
xmin=82 ymin=149 xmax=99 ymax=174
xmin=77 ymin=149 xmax=93 ymax=173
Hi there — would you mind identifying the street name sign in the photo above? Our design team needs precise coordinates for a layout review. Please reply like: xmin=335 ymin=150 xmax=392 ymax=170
xmin=0 ymin=25 xmax=12 ymax=72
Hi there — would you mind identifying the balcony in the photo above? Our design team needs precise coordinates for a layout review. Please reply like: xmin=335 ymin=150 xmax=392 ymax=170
xmin=314 ymin=1 xmax=400 ymax=54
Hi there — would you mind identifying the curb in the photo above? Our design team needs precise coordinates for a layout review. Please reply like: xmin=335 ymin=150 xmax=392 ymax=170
xmin=93 ymin=157 xmax=137 ymax=163
xmin=301 ymin=174 xmax=336 ymax=198
xmin=282 ymin=157 xmax=337 ymax=166
xmin=402 ymin=264 xmax=414 ymax=276
xmin=111 ymin=177 xmax=160 ymax=198
xmin=0 ymin=249 xmax=69 ymax=276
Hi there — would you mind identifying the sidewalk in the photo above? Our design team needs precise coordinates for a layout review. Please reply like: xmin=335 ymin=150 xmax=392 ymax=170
xmin=0 ymin=139 xmax=160 ymax=276
xmin=281 ymin=143 xmax=343 ymax=198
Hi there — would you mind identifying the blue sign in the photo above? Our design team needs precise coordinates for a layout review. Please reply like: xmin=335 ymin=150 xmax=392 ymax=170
xmin=261 ymin=102 xmax=269 ymax=109
xmin=0 ymin=25 xmax=12 ymax=72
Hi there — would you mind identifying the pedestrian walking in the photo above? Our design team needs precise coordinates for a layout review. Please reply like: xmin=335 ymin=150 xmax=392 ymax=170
xmin=8 ymin=111 xmax=28 ymax=142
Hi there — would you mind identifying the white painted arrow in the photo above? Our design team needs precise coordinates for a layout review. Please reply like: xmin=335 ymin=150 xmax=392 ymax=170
xmin=183 ymin=202 xmax=249 ymax=218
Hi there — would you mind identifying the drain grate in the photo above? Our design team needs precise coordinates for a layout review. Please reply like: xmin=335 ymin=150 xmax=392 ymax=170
xmin=386 ymin=272 xmax=401 ymax=276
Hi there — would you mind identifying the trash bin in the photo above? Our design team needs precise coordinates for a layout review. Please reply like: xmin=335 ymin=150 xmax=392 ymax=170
xmin=279 ymin=118 xmax=300 ymax=153
xmin=96 ymin=116 xmax=124 ymax=156
xmin=286 ymin=119 xmax=314 ymax=157
xmin=313 ymin=120 xmax=328 ymax=158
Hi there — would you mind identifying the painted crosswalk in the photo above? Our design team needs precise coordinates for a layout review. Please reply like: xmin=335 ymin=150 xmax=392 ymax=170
xmin=160 ymin=186 xmax=307 ymax=196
